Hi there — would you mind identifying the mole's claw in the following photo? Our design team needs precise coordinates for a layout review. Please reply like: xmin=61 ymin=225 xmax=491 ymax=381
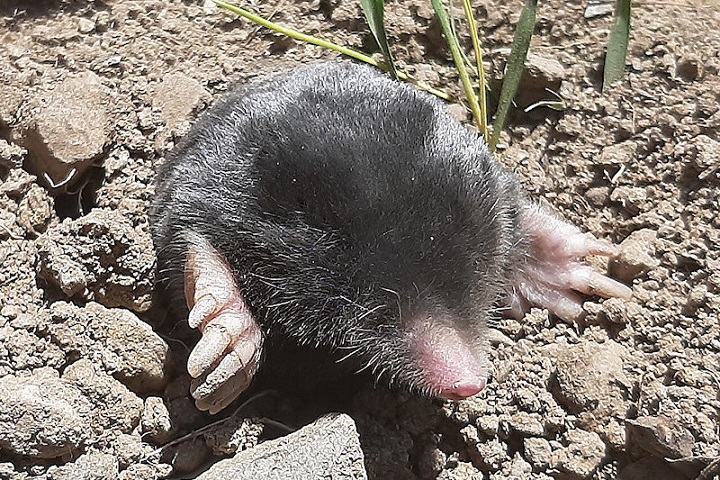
xmin=183 ymin=234 xmax=264 ymax=412
xmin=509 ymin=204 xmax=632 ymax=321
xmin=188 ymin=295 xmax=219 ymax=329
xmin=187 ymin=325 xmax=231 ymax=378
xmin=568 ymin=266 xmax=633 ymax=300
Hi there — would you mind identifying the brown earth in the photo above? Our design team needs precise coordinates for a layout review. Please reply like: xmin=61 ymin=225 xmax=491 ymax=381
xmin=0 ymin=0 xmax=718 ymax=479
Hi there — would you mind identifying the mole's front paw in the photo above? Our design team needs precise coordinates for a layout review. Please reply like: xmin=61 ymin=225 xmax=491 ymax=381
xmin=184 ymin=235 xmax=264 ymax=414
xmin=508 ymin=204 xmax=632 ymax=322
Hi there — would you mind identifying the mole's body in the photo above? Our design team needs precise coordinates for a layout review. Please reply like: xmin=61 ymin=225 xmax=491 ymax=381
xmin=151 ymin=62 xmax=631 ymax=413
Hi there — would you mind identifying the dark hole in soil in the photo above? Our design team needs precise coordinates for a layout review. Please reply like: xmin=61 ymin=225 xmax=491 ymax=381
xmin=37 ymin=165 xmax=106 ymax=220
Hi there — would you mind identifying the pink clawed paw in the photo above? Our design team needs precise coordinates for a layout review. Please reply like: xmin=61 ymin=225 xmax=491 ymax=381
xmin=184 ymin=235 xmax=264 ymax=414
xmin=509 ymin=204 xmax=633 ymax=322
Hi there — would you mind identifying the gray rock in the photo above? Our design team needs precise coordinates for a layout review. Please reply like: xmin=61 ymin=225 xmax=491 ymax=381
xmin=549 ymin=340 xmax=631 ymax=447
xmin=36 ymin=209 xmax=155 ymax=312
xmin=0 ymin=369 xmax=92 ymax=458
xmin=152 ymin=72 xmax=210 ymax=150
xmin=196 ymin=413 xmax=367 ymax=480
xmin=626 ymin=415 xmax=695 ymax=459
xmin=550 ymin=429 xmax=606 ymax=479
xmin=62 ymin=359 xmax=144 ymax=433
xmin=11 ymin=71 xmax=111 ymax=190
xmin=48 ymin=302 xmax=169 ymax=392
xmin=0 ymin=139 xmax=25 ymax=170
xmin=609 ymin=228 xmax=659 ymax=282
xmin=523 ymin=437 xmax=552 ymax=469
xmin=141 ymin=396 xmax=173 ymax=444
xmin=47 ymin=451 xmax=118 ymax=480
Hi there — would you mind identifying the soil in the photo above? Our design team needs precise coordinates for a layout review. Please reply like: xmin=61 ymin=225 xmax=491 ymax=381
xmin=0 ymin=0 xmax=718 ymax=479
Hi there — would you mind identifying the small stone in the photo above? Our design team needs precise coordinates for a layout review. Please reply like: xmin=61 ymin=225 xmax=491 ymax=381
xmin=0 ymin=369 xmax=92 ymax=458
xmin=524 ymin=437 xmax=552 ymax=469
xmin=195 ymin=414 xmax=367 ymax=480
xmin=16 ymin=183 xmax=54 ymax=236
xmin=172 ymin=437 xmax=209 ymax=474
xmin=506 ymin=412 xmax=545 ymax=437
xmin=585 ymin=186 xmax=609 ymax=207
xmin=202 ymin=415 xmax=264 ymax=455
xmin=0 ymin=139 xmax=26 ymax=170
xmin=36 ymin=209 xmax=156 ymax=312
xmin=598 ymin=141 xmax=636 ymax=166
xmin=113 ymin=433 xmax=151 ymax=469
xmin=152 ymin=73 xmax=211 ymax=150
xmin=141 ymin=396 xmax=173 ymax=444
xmin=62 ymin=359 xmax=144 ymax=433
xmin=48 ymin=302 xmax=170 ymax=392
xmin=550 ymin=429 xmax=606 ymax=479
xmin=47 ymin=451 xmax=118 ymax=480
xmin=610 ymin=186 xmax=647 ymax=214
xmin=609 ymin=228 xmax=659 ymax=282
xmin=11 ymin=71 xmax=111 ymax=190
xmin=77 ymin=17 xmax=96 ymax=34
xmin=626 ymin=416 xmax=695 ymax=459
xmin=584 ymin=2 xmax=614 ymax=18
xmin=686 ymin=135 xmax=719 ymax=180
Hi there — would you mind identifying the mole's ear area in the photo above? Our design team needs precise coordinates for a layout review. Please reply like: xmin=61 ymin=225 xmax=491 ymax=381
xmin=403 ymin=315 xmax=488 ymax=400
xmin=506 ymin=203 xmax=633 ymax=322
xmin=183 ymin=234 xmax=264 ymax=414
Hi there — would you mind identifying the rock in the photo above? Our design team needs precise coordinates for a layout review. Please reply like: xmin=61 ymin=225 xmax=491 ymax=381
xmin=550 ymin=429 xmax=606 ymax=479
xmin=519 ymin=54 xmax=566 ymax=108
xmin=152 ymin=73 xmax=210 ymax=150
xmin=597 ymin=141 xmax=637 ymax=166
xmin=16 ymin=183 xmax=54 ymax=236
xmin=609 ymin=228 xmax=660 ymax=282
xmin=548 ymin=340 xmax=632 ymax=447
xmin=0 ymin=369 xmax=92 ymax=458
xmin=120 ymin=464 xmax=173 ymax=480
xmin=47 ymin=451 xmax=118 ymax=480
xmin=686 ymin=134 xmax=719 ymax=180
xmin=141 ymin=396 xmax=173 ymax=444
xmin=626 ymin=416 xmax=695 ymax=459
xmin=48 ymin=302 xmax=170 ymax=393
xmin=113 ymin=433 xmax=152 ymax=469
xmin=506 ymin=412 xmax=545 ymax=437
xmin=523 ymin=437 xmax=552 ymax=469
xmin=0 ymin=139 xmax=26 ymax=170
xmin=584 ymin=2 xmax=614 ymax=19
xmin=11 ymin=71 xmax=111 ymax=190
xmin=610 ymin=186 xmax=648 ymax=214
xmin=62 ymin=359 xmax=144 ymax=433
xmin=202 ymin=415 xmax=265 ymax=455
xmin=36 ymin=209 xmax=156 ymax=312
xmin=498 ymin=453 xmax=533 ymax=478
xmin=195 ymin=414 xmax=367 ymax=480
xmin=550 ymin=341 xmax=630 ymax=414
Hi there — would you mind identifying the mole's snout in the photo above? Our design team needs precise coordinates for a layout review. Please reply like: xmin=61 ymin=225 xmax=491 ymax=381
xmin=404 ymin=315 xmax=488 ymax=400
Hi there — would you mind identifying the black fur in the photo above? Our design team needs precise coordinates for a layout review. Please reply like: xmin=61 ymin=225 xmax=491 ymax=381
xmin=150 ymin=62 xmax=526 ymax=393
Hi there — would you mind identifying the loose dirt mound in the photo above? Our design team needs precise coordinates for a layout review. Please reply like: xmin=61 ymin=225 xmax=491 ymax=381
xmin=0 ymin=0 xmax=718 ymax=479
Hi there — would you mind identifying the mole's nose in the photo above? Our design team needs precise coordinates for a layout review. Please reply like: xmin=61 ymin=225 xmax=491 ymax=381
xmin=439 ymin=379 xmax=486 ymax=400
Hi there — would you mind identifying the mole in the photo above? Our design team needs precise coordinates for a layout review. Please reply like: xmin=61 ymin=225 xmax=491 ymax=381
xmin=150 ymin=62 xmax=632 ymax=414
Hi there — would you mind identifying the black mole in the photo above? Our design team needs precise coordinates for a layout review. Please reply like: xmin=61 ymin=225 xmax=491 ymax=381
xmin=150 ymin=62 xmax=631 ymax=413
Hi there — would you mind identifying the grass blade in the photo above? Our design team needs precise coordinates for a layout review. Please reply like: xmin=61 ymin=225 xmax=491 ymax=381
xmin=461 ymin=0 xmax=489 ymax=141
xmin=489 ymin=0 xmax=537 ymax=151
xmin=213 ymin=0 xmax=451 ymax=100
xmin=431 ymin=0 xmax=484 ymax=133
xmin=603 ymin=0 xmax=632 ymax=91
xmin=360 ymin=0 xmax=398 ymax=78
